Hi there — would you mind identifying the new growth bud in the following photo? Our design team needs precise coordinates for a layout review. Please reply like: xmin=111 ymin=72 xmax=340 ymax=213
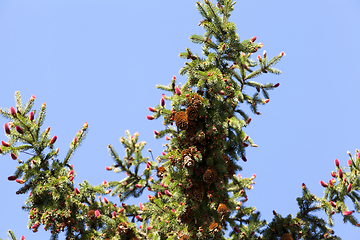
xmin=175 ymin=87 xmax=182 ymax=96
xmin=4 ymin=123 xmax=10 ymax=134
xmin=15 ymin=126 xmax=23 ymax=134
xmin=29 ymin=111 xmax=34 ymax=121
xmin=11 ymin=153 xmax=17 ymax=160
xmin=338 ymin=169 xmax=343 ymax=179
xmin=50 ymin=135 xmax=57 ymax=144
xmin=10 ymin=107 xmax=16 ymax=116
xmin=7 ymin=175 xmax=16 ymax=181
xmin=320 ymin=180 xmax=328 ymax=188
xmin=343 ymin=211 xmax=353 ymax=216
xmin=95 ymin=210 xmax=101 ymax=218
xmin=347 ymin=183 xmax=352 ymax=193
xmin=16 ymin=179 xmax=24 ymax=184
xmin=1 ymin=141 xmax=9 ymax=147
xmin=165 ymin=190 xmax=172 ymax=197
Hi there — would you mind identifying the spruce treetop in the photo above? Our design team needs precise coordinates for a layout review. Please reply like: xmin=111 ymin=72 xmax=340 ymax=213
xmin=1 ymin=1 xmax=359 ymax=240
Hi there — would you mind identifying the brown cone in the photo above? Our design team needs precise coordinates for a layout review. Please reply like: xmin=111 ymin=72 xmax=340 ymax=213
xmin=280 ymin=233 xmax=293 ymax=240
xmin=186 ymin=106 xmax=198 ymax=120
xmin=156 ymin=166 xmax=166 ymax=178
xmin=174 ymin=111 xmax=188 ymax=130
xmin=203 ymin=166 xmax=218 ymax=184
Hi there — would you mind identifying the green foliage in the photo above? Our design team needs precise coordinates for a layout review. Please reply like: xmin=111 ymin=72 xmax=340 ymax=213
xmin=1 ymin=1 xmax=358 ymax=240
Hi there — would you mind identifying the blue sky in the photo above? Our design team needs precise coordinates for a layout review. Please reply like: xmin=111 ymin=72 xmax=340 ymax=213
xmin=0 ymin=0 xmax=360 ymax=239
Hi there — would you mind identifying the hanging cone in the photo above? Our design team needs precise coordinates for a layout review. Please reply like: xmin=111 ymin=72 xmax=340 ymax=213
xmin=174 ymin=111 xmax=188 ymax=130
xmin=209 ymin=220 xmax=222 ymax=232
xmin=87 ymin=209 xmax=96 ymax=220
xmin=217 ymin=203 xmax=228 ymax=215
xmin=186 ymin=106 xmax=198 ymax=120
xmin=189 ymin=94 xmax=203 ymax=108
xmin=116 ymin=222 xmax=130 ymax=236
xmin=156 ymin=166 xmax=166 ymax=178
xmin=181 ymin=149 xmax=194 ymax=167
xmin=203 ymin=166 xmax=218 ymax=184
xmin=177 ymin=207 xmax=194 ymax=224
xmin=280 ymin=233 xmax=293 ymax=240
xmin=186 ymin=120 xmax=197 ymax=136
xmin=192 ymin=182 xmax=205 ymax=201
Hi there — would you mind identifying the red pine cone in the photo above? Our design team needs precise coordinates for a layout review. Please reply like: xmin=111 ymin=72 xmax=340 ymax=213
xmin=50 ymin=135 xmax=57 ymax=144
xmin=8 ymin=175 xmax=16 ymax=181
xmin=11 ymin=153 xmax=17 ymax=160
xmin=10 ymin=107 xmax=16 ymax=116
xmin=4 ymin=123 xmax=10 ymax=134
xmin=16 ymin=179 xmax=24 ymax=184
xmin=74 ymin=188 xmax=80 ymax=194
xmin=175 ymin=87 xmax=182 ymax=96
xmin=347 ymin=183 xmax=352 ymax=192
xmin=146 ymin=115 xmax=154 ymax=120
xmin=338 ymin=169 xmax=343 ymax=179
xmin=320 ymin=180 xmax=328 ymax=188
xmin=343 ymin=211 xmax=353 ymax=216
xmin=95 ymin=210 xmax=101 ymax=218
xmin=15 ymin=126 xmax=23 ymax=134
xmin=29 ymin=111 xmax=34 ymax=121
xmin=1 ymin=141 xmax=9 ymax=147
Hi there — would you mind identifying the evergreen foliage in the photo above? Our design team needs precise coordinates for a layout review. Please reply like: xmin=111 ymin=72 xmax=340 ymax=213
xmin=1 ymin=1 xmax=359 ymax=239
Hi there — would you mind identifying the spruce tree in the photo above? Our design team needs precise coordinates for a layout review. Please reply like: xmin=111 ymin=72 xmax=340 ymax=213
xmin=1 ymin=1 xmax=359 ymax=239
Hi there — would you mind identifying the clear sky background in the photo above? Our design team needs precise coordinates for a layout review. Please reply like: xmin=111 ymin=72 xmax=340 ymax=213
xmin=0 ymin=0 xmax=359 ymax=239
